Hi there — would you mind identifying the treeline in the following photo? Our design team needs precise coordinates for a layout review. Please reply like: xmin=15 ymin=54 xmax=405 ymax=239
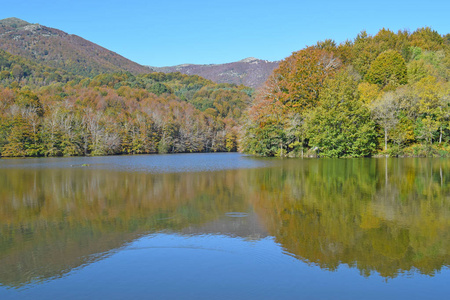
xmin=0 ymin=55 xmax=251 ymax=157
xmin=241 ymin=27 xmax=450 ymax=157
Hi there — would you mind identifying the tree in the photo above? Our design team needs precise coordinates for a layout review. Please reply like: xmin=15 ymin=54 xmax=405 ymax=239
xmin=358 ymin=82 xmax=381 ymax=105
xmin=370 ymin=91 xmax=400 ymax=151
xmin=417 ymin=116 xmax=439 ymax=145
xmin=240 ymin=94 xmax=287 ymax=156
xmin=241 ymin=47 xmax=341 ymax=157
xmin=366 ymin=50 xmax=407 ymax=89
xmin=270 ymin=47 xmax=341 ymax=112
xmin=307 ymin=70 xmax=377 ymax=157
xmin=16 ymin=90 xmax=44 ymax=117
xmin=351 ymin=30 xmax=379 ymax=78
xmin=407 ymin=59 xmax=437 ymax=84
xmin=412 ymin=76 xmax=449 ymax=144
xmin=2 ymin=115 xmax=34 ymax=157
xmin=315 ymin=39 xmax=337 ymax=52
xmin=410 ymin=27 xmax=444 ymax=51
xmin=11 ymin=64 xmax=23 ymax=79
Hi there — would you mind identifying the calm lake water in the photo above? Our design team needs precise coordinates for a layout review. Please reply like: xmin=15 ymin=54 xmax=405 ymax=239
xmin=0 ymin=153 xmax=449 ymax=299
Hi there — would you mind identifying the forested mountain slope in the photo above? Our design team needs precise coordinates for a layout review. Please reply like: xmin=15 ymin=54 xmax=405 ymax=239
xmin=0 ymin=18 xmax=150 ymax=77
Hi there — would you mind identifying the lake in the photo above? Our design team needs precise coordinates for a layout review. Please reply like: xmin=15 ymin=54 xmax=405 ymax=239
xmin=0 ymin=153 xmax=449 ymax=299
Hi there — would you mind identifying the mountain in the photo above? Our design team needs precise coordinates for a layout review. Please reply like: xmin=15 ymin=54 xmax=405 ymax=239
xmin=0 ymin=18 xmax=277 ymax=87
xmin=150 ymin=57 xmax=279 ymax=88
xmin=0 ymin=18 xmax=150 ymax=77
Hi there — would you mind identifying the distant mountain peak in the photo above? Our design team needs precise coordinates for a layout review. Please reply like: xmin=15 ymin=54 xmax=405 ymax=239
xmin=0 ymin=18 xmax=150 ymax=76
xmin=0 ymin=17 xmax=31 ymax=28
xmin=239 ymin=57 xmax=259 ymax=63
xmin=151 ymin=58 xmax=279 ymax=88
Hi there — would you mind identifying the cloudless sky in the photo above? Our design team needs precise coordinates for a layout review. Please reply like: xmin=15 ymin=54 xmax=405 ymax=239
xmin=1 ymin=0 xmax=449 ymax=67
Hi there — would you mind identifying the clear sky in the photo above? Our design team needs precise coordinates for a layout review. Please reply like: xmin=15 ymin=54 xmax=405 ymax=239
xmin=1 ymin=0 xmax=449 ymax=67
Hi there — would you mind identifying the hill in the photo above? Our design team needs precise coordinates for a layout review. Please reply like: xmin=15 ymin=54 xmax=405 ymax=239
xmin=0 ymin=18 xmax=150 ymax=77
xmin=150 ymin=57 xmax=279 ymax=88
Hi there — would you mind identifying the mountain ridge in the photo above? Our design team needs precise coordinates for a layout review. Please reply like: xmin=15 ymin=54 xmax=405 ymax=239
xmin=0 ymin=17 xmax=278 ymax=87
xmin=0 ymin=17 xmax=151 ymax=77
xmin=150 ymin=57 xmax=279 ymax=88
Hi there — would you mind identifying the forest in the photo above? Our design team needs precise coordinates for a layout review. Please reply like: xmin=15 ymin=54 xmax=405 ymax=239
xmin=0 ymin=27 xmax=449 ymax=157
xmin=241 ymin=27 xmax=450 ymax=157
xmin=0 ymin=48 xmax=251 ymax=157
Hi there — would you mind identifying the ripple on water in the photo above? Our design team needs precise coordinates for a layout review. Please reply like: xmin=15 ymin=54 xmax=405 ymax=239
xmin=225 ymin=212 xmax=249 ymax=218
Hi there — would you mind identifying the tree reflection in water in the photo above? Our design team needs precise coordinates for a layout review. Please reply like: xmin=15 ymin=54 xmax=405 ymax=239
xmin=0 ymin=157 xmax=449 ymax=287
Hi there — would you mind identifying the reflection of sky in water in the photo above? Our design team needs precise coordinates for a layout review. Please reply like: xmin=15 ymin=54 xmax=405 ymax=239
xmin=0 ymin=153 xmax=271 ymax=173
xmin=2 ymin=233 xmax=449 ymax=300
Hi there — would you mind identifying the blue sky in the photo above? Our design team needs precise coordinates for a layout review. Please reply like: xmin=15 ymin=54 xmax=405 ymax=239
xmin=1 ymin=0 xmax=449 ymax=67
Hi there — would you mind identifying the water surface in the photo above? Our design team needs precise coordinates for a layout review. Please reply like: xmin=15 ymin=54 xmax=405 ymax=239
xmin=0 ymin=153 xmax=449 ymax=299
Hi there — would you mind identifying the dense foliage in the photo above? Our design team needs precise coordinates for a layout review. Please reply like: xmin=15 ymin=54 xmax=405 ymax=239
xmin=242 ymin=27 xmax=450 ymax=157
xmin=0 ymin=51 xmax=251 ymax=157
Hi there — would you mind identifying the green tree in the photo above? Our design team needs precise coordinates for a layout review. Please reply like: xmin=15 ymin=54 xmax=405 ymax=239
xmin=307 ymin=70 xmax=377 ymax=157
xmin=417 ymin=116 xmax=439 ymax=145
xmin=366 ymin=50 xmax=407 ymax=89
xmin=11 ymin=64 xmax=23 ymax=79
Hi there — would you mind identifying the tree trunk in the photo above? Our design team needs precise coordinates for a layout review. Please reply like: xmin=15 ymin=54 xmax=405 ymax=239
xmin=384 ymin=128 xmax=388 ymax=151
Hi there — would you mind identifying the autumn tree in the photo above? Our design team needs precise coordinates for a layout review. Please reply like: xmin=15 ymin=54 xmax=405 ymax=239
xmin=240 ymin=91 xmax=287 ymax=156
xmin=241 ymin=47 xmax=341 ymax=157
xmin=411 ymin=76 xmax=449 ymax=144
xmin=270 ymin=47 xmax=341 ymax=112
xmin=2 ymin=114 xmax=35 ymax=157
xmin=366 ymin=50 xmax=407 ymax=89
xmin=410 ymin=27 xmax=444 ymax=51
xmin=358 ymin=82 xmax=381 ymax=105
xmin=351 ymin=31 xmax=379 ymax=78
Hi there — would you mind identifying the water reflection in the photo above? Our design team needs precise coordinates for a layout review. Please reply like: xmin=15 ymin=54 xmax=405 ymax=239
xmin=0 ymin=155 xmax=449 ymax=289
xmin=251 ymin=158 xmax=450 ymax=278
